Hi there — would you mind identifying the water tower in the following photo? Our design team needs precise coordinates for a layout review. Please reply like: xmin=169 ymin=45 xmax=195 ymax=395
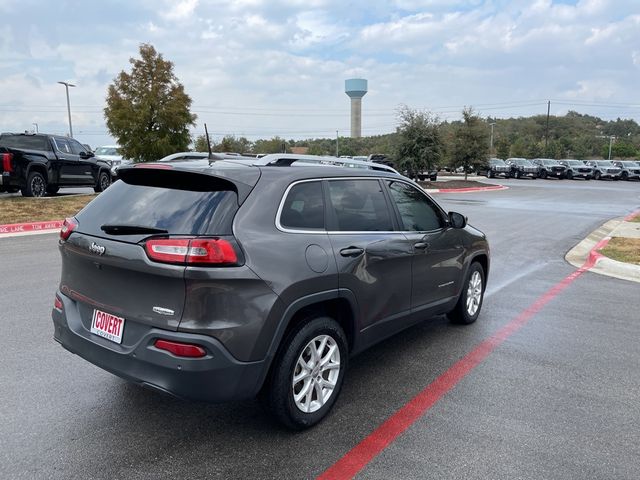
xmin=345 ymin=78 xmax=367 ymax=138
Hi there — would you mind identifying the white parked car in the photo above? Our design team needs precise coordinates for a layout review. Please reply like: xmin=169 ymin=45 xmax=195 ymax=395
xmin=94 ymin=145 xmax=131 ymax=177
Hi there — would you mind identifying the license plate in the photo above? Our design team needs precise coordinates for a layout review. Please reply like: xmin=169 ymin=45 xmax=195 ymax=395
xmin=91 ymin=309 xmax=125 ymax=344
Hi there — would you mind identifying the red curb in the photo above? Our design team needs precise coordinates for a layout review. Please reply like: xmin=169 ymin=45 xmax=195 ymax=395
xmin=316 ymin=234 xmax=602 ymax=480
xmin=0 ymin=220 xmax=63 ymax=235
xmin=623 ymin=209 xmax=640 ymax=222
xmin=432 ymin=185 xmax=508 ymax=194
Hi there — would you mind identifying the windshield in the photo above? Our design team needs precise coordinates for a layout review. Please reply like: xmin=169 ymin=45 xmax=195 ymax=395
xmin=95 ymin=147 xmax=121 ymax=156
xmin=597 ymin=161 xmax=614 ymax=167
xmin=543 ymin=160 xmax=558 ymax=165
xmin=566 ymin=161 xmax=583 ymax=166
xmin=620 ymin=161 xmax=638 ymax=167
xmin=489 ymin=159 xmax=505 ymax=166
xmin=515 ymin=159 xmax=531 ymax=166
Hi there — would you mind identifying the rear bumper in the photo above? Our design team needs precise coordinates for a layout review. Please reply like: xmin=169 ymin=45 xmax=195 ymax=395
xmin=52 ymin=292 xmax=267 ymax=403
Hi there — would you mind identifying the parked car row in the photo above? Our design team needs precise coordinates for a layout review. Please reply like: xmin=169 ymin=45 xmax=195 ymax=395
xmin=478 ymin=157 xmax=640 ymax=181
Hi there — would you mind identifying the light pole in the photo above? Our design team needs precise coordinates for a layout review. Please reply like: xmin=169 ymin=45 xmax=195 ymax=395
xmin=57 ymin=81 xmax=75 ymax=137
xmin=608 ymin=135 xmax=614 ymax=160
xmin=336 ymin=130 xmax=339 ymax=157
xmin=32 ymin=123 xmax=38 ymax=133
xmin=489 ymin=122 xmax=496 ymax=152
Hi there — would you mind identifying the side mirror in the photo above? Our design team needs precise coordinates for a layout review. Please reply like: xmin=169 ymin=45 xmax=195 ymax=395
xmin=448 ymin=211 xmax=467 ymax=229
xmin=79 ymin=151 xmax=94 ymax=159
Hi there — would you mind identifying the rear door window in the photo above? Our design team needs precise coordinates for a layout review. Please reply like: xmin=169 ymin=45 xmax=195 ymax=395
xmin=53 ymin=137 xmax=73 ymax=154
xmin=280 ymin=181 xmax=325 ymax=230
xmin=327 ymin=179 xmax=393 ymax=232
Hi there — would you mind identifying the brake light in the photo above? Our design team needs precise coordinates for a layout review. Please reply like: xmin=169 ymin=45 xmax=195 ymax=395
xmin=2 ymin=152 xmax=13 ymax=172
xmin=53 ymin=295 xmax=63 ymax=311
xmin=145 ymin=238 xmax=238 ymax=265
xmin=154 ymin=339 xmax=206 ymax=358
xmin=134 ymin=163 xmax=173 ymax=169
xmin=60 ymin=217 xmax=77 ymax=241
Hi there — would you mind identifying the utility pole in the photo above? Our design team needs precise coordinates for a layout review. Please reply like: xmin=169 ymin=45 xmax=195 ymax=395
xmin=57 ymin=81 xmax=75 ymax=137
xmin=544 ymin=100 xmax=550 ymax=149
xmin=336 ymin=130 xmax=339 ymax=157
xmin=32 ymin=123 xmax=38 ymax=133
xmin=489 ymin=122 xmax=496 ymax=152
xmin=608 ymin=136 xmax=614 ymax=160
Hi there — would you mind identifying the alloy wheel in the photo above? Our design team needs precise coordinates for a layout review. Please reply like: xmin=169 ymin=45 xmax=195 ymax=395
xmin=292 ymin=334 xmax=340 ymax=413
xmin=466 ymin=270 xmax=483 ymax=317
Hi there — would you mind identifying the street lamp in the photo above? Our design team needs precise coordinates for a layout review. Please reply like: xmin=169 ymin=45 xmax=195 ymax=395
xmin=57 ymin=81 xmax=75 ymax=137
xmin=32 ymin=123 xmax=38 ymax=133
xmin=336 ymin=130 xmax=339 ymax=157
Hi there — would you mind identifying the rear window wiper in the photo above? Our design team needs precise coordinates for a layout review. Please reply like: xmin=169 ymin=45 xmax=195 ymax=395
xmin=100 ymin=224 xmax=169 ymax=235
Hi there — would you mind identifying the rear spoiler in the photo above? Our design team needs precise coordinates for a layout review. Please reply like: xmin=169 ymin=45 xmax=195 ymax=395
xmin=118 ymin=164 xmax=260 ymax=204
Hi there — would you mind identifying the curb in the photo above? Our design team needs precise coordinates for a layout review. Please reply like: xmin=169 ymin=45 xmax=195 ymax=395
xmin=425 ymin=185 xmax=508 ymax=194
xmin=565 ymin=213 xmax=640 ymax=284
xmin=0 ymin=220 xmax=62 ymax=238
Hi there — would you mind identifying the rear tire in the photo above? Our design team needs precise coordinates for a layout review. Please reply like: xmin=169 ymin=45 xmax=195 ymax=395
xmin=448 ymin=262 xmax=485 ymax=325
xmin=540 ymin=170 xmax=548 ymax=179
xmin=566 ymin=171 xmax=573 ymax=180
xmin=94 ymin=170 xmax=111 ymax=192
xmin=21 ymin=171 xmax=47 ymax=197
xmin=621 ymin=172 xmax=628 ymax=181
xmin=262 ymin=316 xmax=348 ymax=430
xmin=594 ymin=171 xmax=601 ymax=180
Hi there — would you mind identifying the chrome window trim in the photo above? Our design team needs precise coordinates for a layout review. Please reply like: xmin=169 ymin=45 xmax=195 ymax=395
xmin=275 ymin=176 xmax=445 ymax=235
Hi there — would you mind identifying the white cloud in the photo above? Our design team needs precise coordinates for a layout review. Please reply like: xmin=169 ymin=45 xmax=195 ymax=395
xmin=161 ymin=0 xmax=199 ymax=21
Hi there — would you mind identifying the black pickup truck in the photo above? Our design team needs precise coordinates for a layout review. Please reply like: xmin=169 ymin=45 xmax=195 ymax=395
xmin=0 ymin=133 xmax=112 ymax=197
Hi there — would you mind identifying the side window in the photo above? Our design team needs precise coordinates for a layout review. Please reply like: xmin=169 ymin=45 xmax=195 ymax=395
xmin=280 ymin=181 xmax=325 ymax=230
xmin=386 ymin=181 xmax=443 ymax=231
xmin=69 ymin=139 xmax=86 ymax=155
xmin=328 ymin=179 xmax=393 ymax=232
xmin=53 ymin=137 xmax=72 ymax=154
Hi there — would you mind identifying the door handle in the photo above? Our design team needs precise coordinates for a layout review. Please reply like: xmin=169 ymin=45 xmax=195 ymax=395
xmin=340 ymin=247 xmax=364 ymax=257
xmin=414 ymin=242 xmax=430 ymax=250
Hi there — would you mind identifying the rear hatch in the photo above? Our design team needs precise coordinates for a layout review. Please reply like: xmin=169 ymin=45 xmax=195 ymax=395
xmin=59 ymin=165 xmax=259 ymax=332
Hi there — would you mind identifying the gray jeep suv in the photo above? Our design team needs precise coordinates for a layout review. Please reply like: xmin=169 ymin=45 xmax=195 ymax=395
xmin=52 ymin=157 xmax=490 ymax=429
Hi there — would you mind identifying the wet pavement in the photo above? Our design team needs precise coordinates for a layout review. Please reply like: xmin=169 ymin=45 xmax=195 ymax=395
xmin=1 ymin=177 xmax=639 ymax=479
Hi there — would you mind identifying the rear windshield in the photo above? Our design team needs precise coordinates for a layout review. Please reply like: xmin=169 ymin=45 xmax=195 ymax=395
xmin=76 ymin=180 xmax=238 ymax=236
xmin=0 ymin=135 xmax=51 ymax=151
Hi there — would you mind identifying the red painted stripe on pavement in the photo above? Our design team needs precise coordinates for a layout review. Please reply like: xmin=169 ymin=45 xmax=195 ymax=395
xmin=317 ymin=244 xmax=600 ymax=480
xmin=0 ymin=220 xmax=63 ymax=235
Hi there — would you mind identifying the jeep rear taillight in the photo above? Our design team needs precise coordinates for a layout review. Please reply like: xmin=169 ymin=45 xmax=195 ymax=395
xmin=144 ymin=238 xmax=238 ymax=266
xmin=60 ymin=217 xmax=78 ymax=241
xmin=2 ymin=152 xmax=13 ymax=173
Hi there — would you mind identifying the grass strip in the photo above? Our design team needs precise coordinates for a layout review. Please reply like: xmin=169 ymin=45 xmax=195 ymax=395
xmin=600 ymin=237 xmax=640 ymax=265
xmin=0 ymin=195 xmax=96 ymax=224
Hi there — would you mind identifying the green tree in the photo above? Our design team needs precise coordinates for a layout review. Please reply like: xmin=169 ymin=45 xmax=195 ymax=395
xmin=254 ymin=136 xmax=288 ymax=154
xmin=453 ymin=107 xmax=489 ymax=180
xmin=105 ymin=44 xmax=196 ymax=162
xmin=394 ymin=105 xmax=443 ymax=177
xmin=193 ymin=134 xmax=211 ymax=152
xmin=495 ymin=137 xmax=510 ymax=160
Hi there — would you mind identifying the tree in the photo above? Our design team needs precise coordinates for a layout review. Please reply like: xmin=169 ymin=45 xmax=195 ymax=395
xmin=453 ymin=107 xmax=489 ymax=180
xmin=394 ymin=105 xmax=443 ymax=177
xmin=105 ymin=44 xmax=196 ymax=162
xmin=254 ymin=136 xmax=288 ymax=154
xmin=495 ymin=137 xmax=510 ymax=160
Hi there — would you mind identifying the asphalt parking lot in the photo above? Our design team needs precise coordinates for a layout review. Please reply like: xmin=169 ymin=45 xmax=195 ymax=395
xmin=1 ymin=178 xmax=639 ymax=479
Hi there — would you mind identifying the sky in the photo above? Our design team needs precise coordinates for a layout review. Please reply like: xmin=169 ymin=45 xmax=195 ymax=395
xmin=0 ymin=0 xmax=639 ymax=148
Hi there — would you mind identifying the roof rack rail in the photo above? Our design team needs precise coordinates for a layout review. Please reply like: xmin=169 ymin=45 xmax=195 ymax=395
xmin=253 ymin=153 xmax=400 ymax=175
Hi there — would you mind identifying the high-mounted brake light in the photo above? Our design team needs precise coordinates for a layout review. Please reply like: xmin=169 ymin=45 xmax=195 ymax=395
xmin=134 ymin=163 xmax=173 ymax=170
xmin=154 ymin=339 xmax=206 ymax=358
xmin=144 ymin=238 xmax=238 ymax=265
xmin=60 ymin=217 xmax=78 ymax=241
xmin=1 ymin=152 xmax=13 ymax=173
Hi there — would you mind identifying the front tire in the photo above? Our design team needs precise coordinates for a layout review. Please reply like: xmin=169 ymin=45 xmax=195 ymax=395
xmin=94 ymin=170 xmax=111 ymax=192
xmin=21 ymin=171 xmax=47 ymax=197
xmin=540 ymin=170 xmax=548 ymax=179
xmin=448 ymin=262 xmax=485 ymax=325
xmin=262 ymin=316 xmax=348 ymax=430
xmin=566 ymin=171 xmax=573 ymax=180
xmin=594 ymin=171 xmax=601 ymax=180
